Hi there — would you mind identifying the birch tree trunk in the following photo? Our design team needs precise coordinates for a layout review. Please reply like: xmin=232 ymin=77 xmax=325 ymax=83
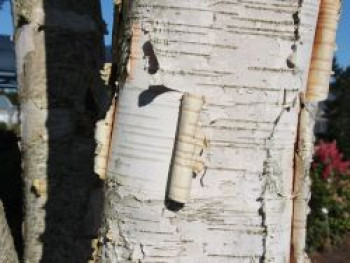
xmin=12 ymin=0 xmax=108 ymax=262
xmin=99 ymin=0 xmax=320 ymax=262
xmin=0 ymin=200 xmax=18 ymax=263
xmin=101 ymin=0 xmax=324 ymax=262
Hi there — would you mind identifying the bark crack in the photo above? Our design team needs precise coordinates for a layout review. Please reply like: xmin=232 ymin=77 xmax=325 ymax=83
xmin=260 ymin=90 xmax=300 ymax=261
xmin=287 ymin=0 xmax=303 ymax=69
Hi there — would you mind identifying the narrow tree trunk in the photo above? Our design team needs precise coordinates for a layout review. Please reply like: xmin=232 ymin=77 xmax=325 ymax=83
xmin=291 ymin=99 xmax=317 ymax=263
xmin=100 ymin=0 xmax=319 ymax=262
xmin=291 ymin=1 xmax=341 ymax=262
xmin=0 ymin=200 xmax=18 ymax=263
xmin=12 ymin=0 xmax=108 ymax=261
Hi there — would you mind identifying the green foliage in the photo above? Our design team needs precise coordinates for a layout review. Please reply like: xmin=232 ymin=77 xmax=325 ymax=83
xmin=307 ymin=142 xmax=350 ymax=252
xmin=310 ymin=60 xmax=350 ymax=252
xmin=0 ymin=122 xmax=7 ymax=131
xmin=325 ymin=61 xmax=350 ymax=159
xmin=0 ymin=121 xmax=19 ymax=134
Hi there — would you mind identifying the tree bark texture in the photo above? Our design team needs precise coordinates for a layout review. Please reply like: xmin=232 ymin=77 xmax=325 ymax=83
xmin=0 ymin=200 xmax=18 ymax=263
xmin=291 ymin=99 xmax=317 ymax=263
xmin=292 ymin=1 xmax=341 ymax=262
xmin=100 ymin=1 xmax=320 ymax=262
xmin=12 ymin=0 xmax=109 ymax=262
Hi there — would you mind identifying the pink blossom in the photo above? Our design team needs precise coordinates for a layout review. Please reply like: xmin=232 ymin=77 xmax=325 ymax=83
xmin=313 ymin=141 xmax=350 ymax=179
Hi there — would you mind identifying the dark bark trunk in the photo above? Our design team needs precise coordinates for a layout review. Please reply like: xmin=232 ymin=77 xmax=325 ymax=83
xmin=13 ymin=0 xmax=109 ymax=261
xmin=0 ymin=200 xmax=18 ymax=263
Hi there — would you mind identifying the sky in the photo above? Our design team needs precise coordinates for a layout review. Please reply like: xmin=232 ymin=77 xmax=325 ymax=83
xmin=0 ymin=0 xmax=349 ymax=67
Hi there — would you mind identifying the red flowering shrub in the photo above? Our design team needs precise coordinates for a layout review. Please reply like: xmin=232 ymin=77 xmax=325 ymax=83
xmin=313 ymin=141 xmax=350 ymax=179
xmin=307 ymin=141 xmax=350 ymax=252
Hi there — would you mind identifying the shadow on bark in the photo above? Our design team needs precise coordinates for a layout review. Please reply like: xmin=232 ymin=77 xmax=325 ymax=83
xmin=142 ymin=41 xmax=159 ymax=75
xmin=138 ymin=85 xmax=174 ymax=107
xmin=40 ymin=1 xmax=109 ymax=262
xmin=138 ymin=41 xmax=174 ymax=107
xmin=0 ymin=129 xmax=23 ymax=260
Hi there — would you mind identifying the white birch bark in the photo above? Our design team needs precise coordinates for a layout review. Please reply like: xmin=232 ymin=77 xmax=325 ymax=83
xmin=101 ymin=1 xmax=319 ymax=262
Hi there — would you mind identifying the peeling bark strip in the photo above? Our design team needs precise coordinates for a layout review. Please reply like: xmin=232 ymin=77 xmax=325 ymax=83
xmin=95 ymin=99 xmax=116 ymax=179
xmin=0 ymin=201 xmax=18 ymax=263
xmin=93 ymin=0 xmax=131 ymax=182
xmin=291 ymin=1 xmax=341 ymax=262
xmin=292 ymin=98 xmax=317 ymax=263
xmin=306 ymin=0 xmax=341 ymax=102
xmin=168 ymin=93 xmax=205 ymax=204
xmin=101 ymin=0 xmax=319 ymax=262
xmin=95 ymin=64 xmax=116 ymax=180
